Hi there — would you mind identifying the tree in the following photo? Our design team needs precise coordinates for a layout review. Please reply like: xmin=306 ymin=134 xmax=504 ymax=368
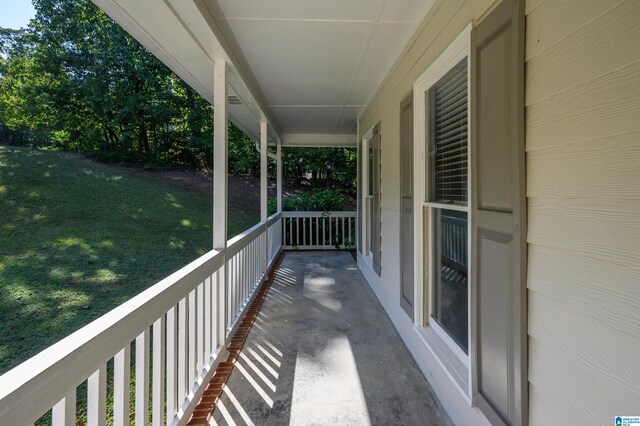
xmin=0 ymin=0 xmax=356 ymax=194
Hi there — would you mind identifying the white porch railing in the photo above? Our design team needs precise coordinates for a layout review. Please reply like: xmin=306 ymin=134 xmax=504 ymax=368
xmin=0 ymin=213 xmax=282 ymax=426
xmin=282 ymin=211 xmax=356 ymax=250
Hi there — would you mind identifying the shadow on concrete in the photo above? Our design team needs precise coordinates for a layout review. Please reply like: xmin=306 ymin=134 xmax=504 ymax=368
xmin=211 ymin=251 xmax=452 ymax=426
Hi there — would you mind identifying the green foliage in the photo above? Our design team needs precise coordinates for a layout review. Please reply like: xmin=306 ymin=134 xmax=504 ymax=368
xmin=268 ymin=189 xmax=350 ymax=214
xmin=0 ymin=0 xmax=357 ymax=193
xmin=282 ymin=147 xmax=357 ymax=195
xmin=228 ymin=123 xmax=259 ymax=175
xmin=0 ymin=0 xmax=215 ymax=169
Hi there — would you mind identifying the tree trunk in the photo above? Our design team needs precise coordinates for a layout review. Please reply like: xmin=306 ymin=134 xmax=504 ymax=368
xmin=137 ymin=109 xmax=150 ymax=155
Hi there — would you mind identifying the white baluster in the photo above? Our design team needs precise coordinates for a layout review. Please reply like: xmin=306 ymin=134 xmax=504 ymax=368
xmin=52 ymin=391 xmax=76 ymax=426
xmin=177 ymin=299 xmax=187 ymax=406
xmin=166 ymin=306 xmax=177 ymax=422
xmin=135 ymin=330 xmax=149 ymax=426
xmin=188 ymin=290 xmax=197 ymax=387
xmin=113 ymin=345 xmax=130 ymax=426
xmin=152 ymin=316 xmax=165 ymax=426
xmin=204 ymin=276 xmax=212 ymax=362
xmin=197 ymin=282 xmax=205 ymax=374
xmin=87 ymin=365 xmax=106 ymax=426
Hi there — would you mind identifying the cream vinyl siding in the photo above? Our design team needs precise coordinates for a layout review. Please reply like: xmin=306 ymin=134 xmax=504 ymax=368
xmin=359 ymin=0 xmax=496 ymax=305
xmin=525 ymin=0 xmax=640 ymax=424
xmin=358 ymin=1 xmax=497 ymax=425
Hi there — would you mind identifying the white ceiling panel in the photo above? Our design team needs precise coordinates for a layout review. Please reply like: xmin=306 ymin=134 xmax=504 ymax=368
xmin=380 ymin=0 xmax=436 ymax=22
xmin=271 ymin=107 xmax=344 ymax=134
xmin=346 ymin=21 xmax=414 ymax=106
xmin=215 ymin=0 xmax=385 ymax=21
xmin=211 ymin=0 xmax=435 ymax=135
xmin=228 ymin=20 xmax=372 ymax=106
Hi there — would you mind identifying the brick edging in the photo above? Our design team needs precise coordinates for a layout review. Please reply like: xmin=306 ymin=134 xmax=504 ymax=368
xmin=186 ymin=252 xmax=285 ymax=425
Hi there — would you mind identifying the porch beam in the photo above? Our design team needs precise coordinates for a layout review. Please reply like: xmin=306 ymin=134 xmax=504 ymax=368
xmin=260 ymin=120 xmax=268 ymax=222
xmin=281 ymin=133 xmax=356 ymax=148
xmin=277 ymin=140 xmax=282 ymax=212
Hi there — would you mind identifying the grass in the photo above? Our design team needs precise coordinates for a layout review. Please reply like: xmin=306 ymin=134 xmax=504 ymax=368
xmin=0 ymin=146 xmax=260 ymax=375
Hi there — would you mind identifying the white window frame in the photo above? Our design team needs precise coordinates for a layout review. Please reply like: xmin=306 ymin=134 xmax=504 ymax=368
xmin=413 ymin=23 xmax=473 ymax=397
xmin=361 ymin=125 xmax=376 ymax=266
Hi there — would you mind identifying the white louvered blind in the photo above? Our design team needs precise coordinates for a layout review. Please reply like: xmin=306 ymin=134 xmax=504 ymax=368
xmin=428 ymin=59 xmax=468 ymax=205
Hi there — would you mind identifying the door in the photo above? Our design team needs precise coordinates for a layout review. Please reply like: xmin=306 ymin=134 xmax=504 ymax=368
xmin=470 ymin=0 xmax=526 ymax=424
xmin=400 ymin=93 xmax=414 ymax=319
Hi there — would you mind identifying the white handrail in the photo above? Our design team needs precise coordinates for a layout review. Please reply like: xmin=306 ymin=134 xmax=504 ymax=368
xmin=281 ymin=211 xmax=356 ymax=218
xmin=0 ymin=214 xmax=283 ymax=425
xmin=281 ymin=211 xmax=356 ymax=250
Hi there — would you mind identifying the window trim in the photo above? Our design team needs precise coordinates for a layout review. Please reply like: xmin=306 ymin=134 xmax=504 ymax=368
xmin=361 ymin=125 xmax=376 ymax=265
xmin=413 ymin=23 xmax=473 ymax=397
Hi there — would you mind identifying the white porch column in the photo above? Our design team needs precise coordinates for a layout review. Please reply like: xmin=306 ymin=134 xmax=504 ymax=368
xmin=260 ymin=120 xmax=268 ymax=222
xmin=213 ymin=60 xmax=228 ymax=250
xmin=276 ymin=140 xmax=282 ymax=212
xmin=213 ymin=60 xmax=228 ymax=342
xmin=260 ymin=120 xmax=269 ymax=270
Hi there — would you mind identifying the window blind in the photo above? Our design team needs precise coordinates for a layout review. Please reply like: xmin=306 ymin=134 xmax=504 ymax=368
xmin=429 ymin=59 xmax=468 ymax=204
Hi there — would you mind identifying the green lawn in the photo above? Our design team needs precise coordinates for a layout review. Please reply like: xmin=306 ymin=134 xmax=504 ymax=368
xmin=0 ymin=146 xmax=258 ymax=374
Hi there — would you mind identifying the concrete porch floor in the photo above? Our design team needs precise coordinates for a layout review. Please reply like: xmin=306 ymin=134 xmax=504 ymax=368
xmin=212 ymin=251 xmax=452 ymax=425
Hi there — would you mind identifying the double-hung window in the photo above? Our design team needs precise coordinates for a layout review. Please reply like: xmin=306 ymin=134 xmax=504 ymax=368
xmin=413 ymin=5 xmax=525 ymax=421
xmin=414 ymin=26 xmax=471 ymax=369
xmin=428 ymin=59 xmax=469 ymax=355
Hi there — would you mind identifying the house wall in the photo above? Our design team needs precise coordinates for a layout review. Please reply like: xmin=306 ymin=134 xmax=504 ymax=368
xmin=359 ymin=0 xmax=640 ymax=425
xmin=525 ymin=0 xmax=640 ymax=424
xmin=358 ymin=0 xmax=497 ymax=425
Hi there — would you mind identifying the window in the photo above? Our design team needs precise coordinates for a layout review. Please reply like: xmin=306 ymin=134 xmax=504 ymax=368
xmin=361 ymin=123 xmax=381 ymax=275
xmin=365 ymin=137 xmax=374 ymax=255
xmin=428 ymin=59 xmax=469 ymax=354
xmin=412 ymin=12 xmax=525 ymax=418
xmin=414 ymin=25 xmax=471 ymax=367
xmin=427 ymin=60 xmax=468 ymax=206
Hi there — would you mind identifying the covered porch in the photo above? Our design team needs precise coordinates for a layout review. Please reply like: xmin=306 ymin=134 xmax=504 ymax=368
xmin=0 ymin=0 xmax=447 ymax=423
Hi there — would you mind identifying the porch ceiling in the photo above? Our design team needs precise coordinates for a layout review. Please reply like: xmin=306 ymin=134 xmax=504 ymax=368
xmin=91 ymin=0 xmax=434 ymax=146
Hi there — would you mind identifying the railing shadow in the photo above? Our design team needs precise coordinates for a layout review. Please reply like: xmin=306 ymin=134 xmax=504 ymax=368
xmin=210 ymin=252 xmax=452 ymax=426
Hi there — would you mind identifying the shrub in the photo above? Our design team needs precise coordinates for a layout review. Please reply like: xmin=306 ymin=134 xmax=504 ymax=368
xmin=268 ymin=189 xmax=350 ymax=214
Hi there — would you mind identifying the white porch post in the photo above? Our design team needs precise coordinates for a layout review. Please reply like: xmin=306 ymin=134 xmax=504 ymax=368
xmin=276 ymin=140 xmax=282 ymax=212
xmin=260 ymin=120 xmax=268 ymax=269
xmin=213 ymin=60 xmax=228 ymax=343
xmin=260 ymin=120 xmax=268 ymax=222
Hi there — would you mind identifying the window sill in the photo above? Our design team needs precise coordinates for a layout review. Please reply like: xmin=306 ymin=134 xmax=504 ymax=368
xmin=416 ymin=325 xmax=470 ymax=402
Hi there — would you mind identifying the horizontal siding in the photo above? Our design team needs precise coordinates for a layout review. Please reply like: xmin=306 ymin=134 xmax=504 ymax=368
xmin=528 ymin=197 xmax=640 ymax=267
xmin=528 ymin=294 xmax=640 ymax=416
xmin=526 ymin=60 xmax=640 ymax=150
xmin=526 ymin=0 xmax=640 ymax=105
xmin=528 ymin=335 xmax=638 ymax=425
xmin=357 ymin=1 xmax=496 ymax=425
xmin=525 ymin=0 xmax=619 ymax=60
xmin=526 ymin=0 xmax=640 ymax=424
xmin=526 ymin=131 xmax=640 ymax=199
xmin=527 ymin=245 xmax=640 ymax=340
